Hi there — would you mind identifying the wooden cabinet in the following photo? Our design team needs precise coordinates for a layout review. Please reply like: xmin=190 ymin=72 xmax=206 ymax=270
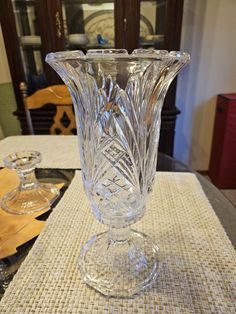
xmin=209 ymin=94 xmax=236 ymax=188
xmin=0 ymin=0 xmax=184 ymax=155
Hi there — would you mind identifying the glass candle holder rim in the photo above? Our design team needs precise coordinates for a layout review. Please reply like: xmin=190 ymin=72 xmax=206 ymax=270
xmin=3 ymin=150 xmax=41 ymax=169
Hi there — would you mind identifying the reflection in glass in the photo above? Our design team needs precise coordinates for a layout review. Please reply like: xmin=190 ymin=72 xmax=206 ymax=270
xmin=140 ymin=0 xmax=166 ymax=49
xmin=12 ymin=0 xmax=46 ymax=92
xmin=62 ymin=1 xmax=115 ymax=50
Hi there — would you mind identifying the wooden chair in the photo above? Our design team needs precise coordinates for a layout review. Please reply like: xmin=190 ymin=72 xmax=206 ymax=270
xmin=20 ymin=82 xmax=76 ymax=135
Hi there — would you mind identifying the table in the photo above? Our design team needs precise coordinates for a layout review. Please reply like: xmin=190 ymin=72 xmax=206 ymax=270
xmin=0 ymin=135 xmax=235 ymax=248
xmin=2 ymin=136 xmax=235 ymax=243
xmin=158 ymin=154 xmax=236 ymax=248
xmin=0 ymin=136 xmax=235 ymax=312
xmin=0 ymin=135 xmax=81 ymax=169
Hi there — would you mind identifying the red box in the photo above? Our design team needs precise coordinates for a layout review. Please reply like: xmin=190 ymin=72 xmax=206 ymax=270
xmin=209 ymin=94 xmax=236 ymax=188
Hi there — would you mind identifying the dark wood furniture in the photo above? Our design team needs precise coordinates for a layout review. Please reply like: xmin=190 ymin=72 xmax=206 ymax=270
xmin=209 ymin=94 xmax=236 ymax=188
xmin=0 ymin=0 xmax=184 ymax=155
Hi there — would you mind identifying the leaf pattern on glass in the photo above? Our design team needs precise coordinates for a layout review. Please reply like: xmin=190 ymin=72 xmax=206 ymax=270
xmin=46 ymin=50 xmax=190 ymax=225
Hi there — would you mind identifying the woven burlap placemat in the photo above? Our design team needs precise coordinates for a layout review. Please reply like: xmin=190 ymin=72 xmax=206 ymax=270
xmin=0 ymin=172 xmax=235 ymax=313
xmin=0 ymin=136 xmax=81 ymax=169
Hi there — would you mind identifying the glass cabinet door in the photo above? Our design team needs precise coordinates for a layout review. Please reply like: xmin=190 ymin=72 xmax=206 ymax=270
xmin=61 ymin=0 xmax=115 ymax=51
xmin=139 ymin=0 xmax=166 ymax=49
xmin=1 ymin=0 xmax=183 ymax=151
xmin=12 ymin=0 xmax=46 ymax=93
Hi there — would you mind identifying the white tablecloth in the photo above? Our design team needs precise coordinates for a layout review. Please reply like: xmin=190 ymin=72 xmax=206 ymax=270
xmin=0 ymin=135 xmax=81 ymax=169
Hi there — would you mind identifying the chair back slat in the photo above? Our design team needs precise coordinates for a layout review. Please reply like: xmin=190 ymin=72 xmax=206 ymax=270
xmin=50 ymin=106 xmax=76 ymax=135
xmin=20 ymin=83 xmax=76 ymax=135
xmin=26 ymin=85 xmax=72 ymax=109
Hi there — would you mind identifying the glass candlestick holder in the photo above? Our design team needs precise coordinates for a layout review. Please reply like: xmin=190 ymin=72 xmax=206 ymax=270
xmin=1 ymin=151 xmax=59 ymax=215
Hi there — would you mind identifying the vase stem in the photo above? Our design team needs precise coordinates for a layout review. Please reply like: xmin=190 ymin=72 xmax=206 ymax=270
xmin=108 ymin=226 xmax=131 ymax=243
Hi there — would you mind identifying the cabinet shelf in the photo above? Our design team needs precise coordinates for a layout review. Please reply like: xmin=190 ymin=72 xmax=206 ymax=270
xmin=20 ymin=44 xmax=41 ymax=50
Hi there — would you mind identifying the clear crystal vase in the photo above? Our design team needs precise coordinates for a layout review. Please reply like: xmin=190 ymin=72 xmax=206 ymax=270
xmin=46 ymin=49 xmax=190 ymax=297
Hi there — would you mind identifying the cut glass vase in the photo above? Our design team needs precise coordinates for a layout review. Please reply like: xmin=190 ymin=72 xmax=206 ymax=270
xmin=46 ymin=49 xmax=190 ymax=297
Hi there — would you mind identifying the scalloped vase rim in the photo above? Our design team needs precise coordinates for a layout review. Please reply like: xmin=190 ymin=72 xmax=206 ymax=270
xmin=46 ymin=49 xmax=190 ymax=63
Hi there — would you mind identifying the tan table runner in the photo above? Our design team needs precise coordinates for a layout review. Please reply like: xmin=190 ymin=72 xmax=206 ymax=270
xmin=0 ymin=135 xmax=81 ymax=169
xmin=0 ymin=172 xmax=235 ymax=313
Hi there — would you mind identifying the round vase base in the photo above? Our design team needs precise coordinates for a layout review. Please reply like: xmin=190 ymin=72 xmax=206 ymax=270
xmin=78 ymin=229 xmax=160 ymax=297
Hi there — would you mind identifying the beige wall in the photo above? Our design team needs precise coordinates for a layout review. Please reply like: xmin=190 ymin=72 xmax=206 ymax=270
xmin=175 ymin=0 xmax=236 ymax=170
xmin=0 ymin=26 xmax=11 ymax=84
xmin=0 ymin=26 xmax=21 ymax=136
